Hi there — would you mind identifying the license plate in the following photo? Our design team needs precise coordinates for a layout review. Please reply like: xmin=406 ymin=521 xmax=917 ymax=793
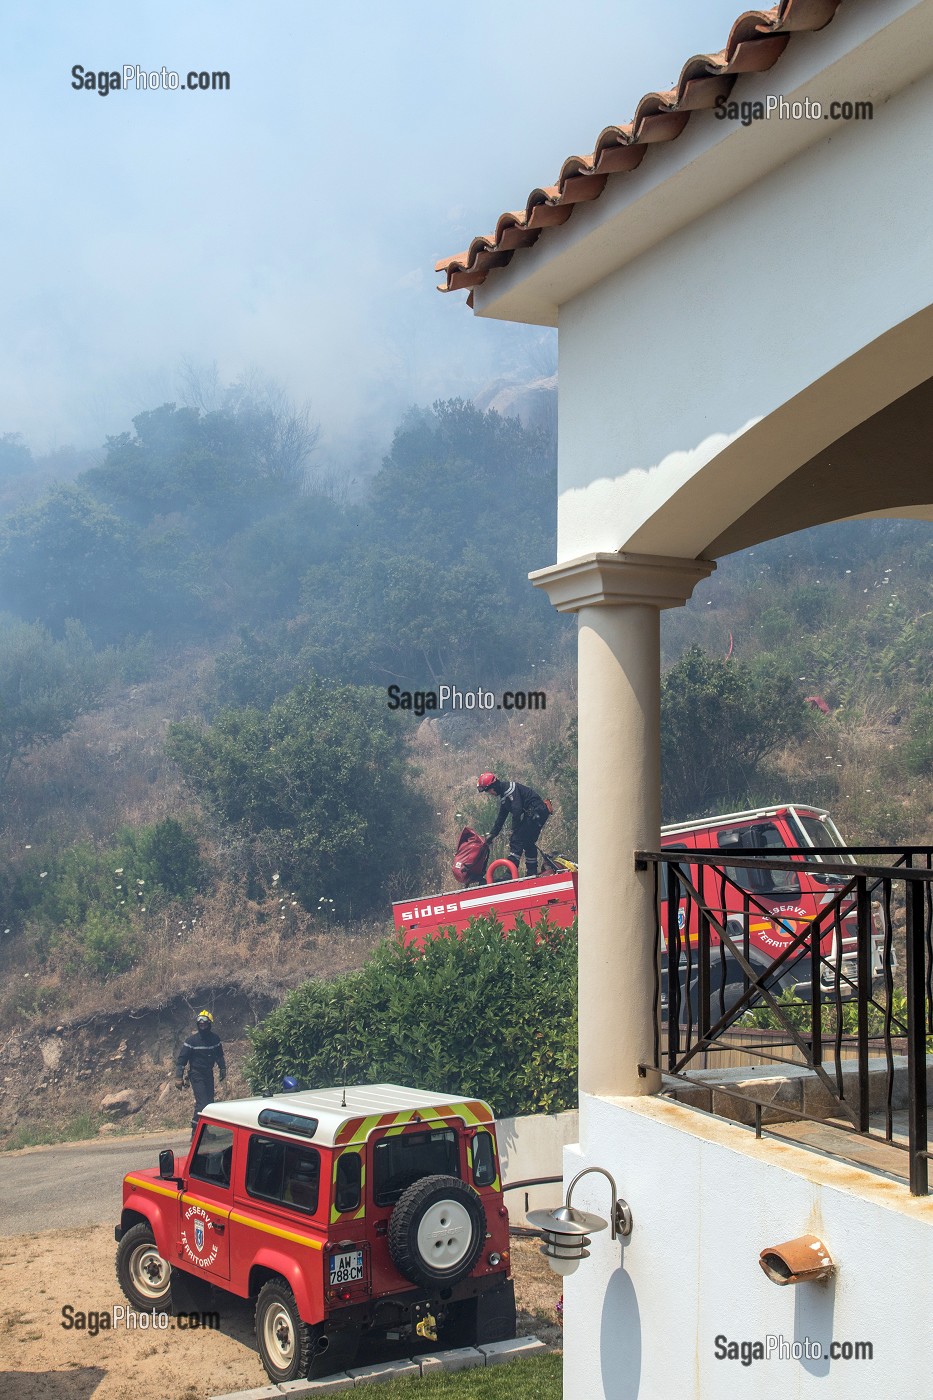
xmin=329 ymin=1249 xmax=364 ymax=1285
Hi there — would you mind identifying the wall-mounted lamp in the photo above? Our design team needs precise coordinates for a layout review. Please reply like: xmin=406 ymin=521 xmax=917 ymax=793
xmin=759 ymin=1234 xmax=834 ymax=1285
xmin=526 ymin=1166 xmax=633 ymax=1276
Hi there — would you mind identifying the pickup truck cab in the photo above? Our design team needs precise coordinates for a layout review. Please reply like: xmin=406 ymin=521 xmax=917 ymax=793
xmin=115 ymin=1084 xmax=515 ymax=1382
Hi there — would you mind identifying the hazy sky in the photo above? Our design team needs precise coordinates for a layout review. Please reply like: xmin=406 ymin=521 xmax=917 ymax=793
xmin=3 ymin=0 xmax=746 ymax=467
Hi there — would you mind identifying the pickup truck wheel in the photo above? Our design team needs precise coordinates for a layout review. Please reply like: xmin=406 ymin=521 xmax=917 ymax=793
xmin=389 ymin=1175 xmax=485 ymax=1288
xmin=115 ymin=1222 xmax=172 ymax=1312
xmin=255 ymin=1279 xmax=317 ymax=1383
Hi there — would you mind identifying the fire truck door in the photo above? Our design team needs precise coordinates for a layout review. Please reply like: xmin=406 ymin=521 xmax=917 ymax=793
xmin=179 ymin=1122 xmax=233 ymax=1281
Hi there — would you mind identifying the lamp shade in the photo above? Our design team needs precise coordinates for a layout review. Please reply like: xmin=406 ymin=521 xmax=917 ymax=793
xmin=527 ymin=1203 xmax=609 ymax=1276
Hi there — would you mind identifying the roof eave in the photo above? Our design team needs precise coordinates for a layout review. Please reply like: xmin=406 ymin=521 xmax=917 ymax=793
xmin=470 ymin=0 xmax=933 ymax=327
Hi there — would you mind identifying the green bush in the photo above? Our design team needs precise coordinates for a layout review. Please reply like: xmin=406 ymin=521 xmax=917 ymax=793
xmin=904 ymin=693 xmax=933 ymax=776
xmin=739 ymin=987 xmax=916 ymax=1040
xmin=246 ymin=915 xmax=578 ymax=1118
xmin=5 ymin=819 xmax=204 ymax=978
xmin=127 ymin=818 xmax=204 ymax=898
xmin=661 ymin=645 xmax=811 ymax=820
xmin=74 ymin=909 xmax=140 ymax=977
xmin=0 ymin=615 xmax=113 ymax=779
xmin=168 ymin=679 xmax=431 ymax=916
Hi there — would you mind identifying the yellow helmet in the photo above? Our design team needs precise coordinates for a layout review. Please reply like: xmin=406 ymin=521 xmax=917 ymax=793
xmin=196 ymin=1009 xmax=213 ymax=1023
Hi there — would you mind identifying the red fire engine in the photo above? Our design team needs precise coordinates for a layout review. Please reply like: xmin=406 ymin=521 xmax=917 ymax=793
xmin=393 ymin=805 xmax=884 ymax=996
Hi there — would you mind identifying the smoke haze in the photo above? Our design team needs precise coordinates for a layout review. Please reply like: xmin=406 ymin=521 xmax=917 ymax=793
xmin=2 ymin=0 xmax=745 ymax=467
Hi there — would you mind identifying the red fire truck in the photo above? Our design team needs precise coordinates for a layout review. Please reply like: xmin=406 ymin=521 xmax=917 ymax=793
xmin=657 ymin=803 xmax=885 ymax=1004
xmin=393 ymin=866 xmax=578 ymax=946
xmin=393 ymin=804 xmax=884 ymax=998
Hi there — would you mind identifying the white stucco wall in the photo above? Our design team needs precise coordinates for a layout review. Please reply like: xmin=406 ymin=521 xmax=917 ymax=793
xmin=563 ymin=1093 xmax=933 ymax=1400
xmin=554 ymin=65 xmax=933 ymax=560
xmin=496 ymin=1109 xmax=578 ymax=1224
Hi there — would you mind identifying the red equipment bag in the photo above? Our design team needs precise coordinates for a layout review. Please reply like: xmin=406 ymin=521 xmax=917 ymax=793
xmin=452 ymin=826 xmax=490 ymax=886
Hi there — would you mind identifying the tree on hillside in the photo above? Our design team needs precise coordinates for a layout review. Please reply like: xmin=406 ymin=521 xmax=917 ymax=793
xmin=661 ymin=646 xmax=811 ymax=821
xmin=0 ymin=617 xmax=111 ymax=778
xmin=0 ymin=485 xmax=162 ymax=643
xmin=243 ymin=398 xmax=568 ymax=691
xmin=369 ymin=398 xmax=555 ymax=561
xmin=0 ymin=433 xmax=33 ymax=480
xmin=167 ymin=679 xmax=432 ymax=915
xmin=83 ymin=396 xmax=317 ymax=539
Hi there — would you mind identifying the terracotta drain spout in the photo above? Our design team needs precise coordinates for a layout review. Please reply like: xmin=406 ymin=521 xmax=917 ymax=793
xmin=759 ymin=1234 xmax=834 ymax=1285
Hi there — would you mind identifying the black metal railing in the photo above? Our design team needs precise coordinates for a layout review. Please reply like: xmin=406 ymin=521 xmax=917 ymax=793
xmin=634 ymin=846 xmax=933 ymax=1194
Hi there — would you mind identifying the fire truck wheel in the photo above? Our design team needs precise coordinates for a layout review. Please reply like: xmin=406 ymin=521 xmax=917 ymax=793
xmin=389 ymin=1175 xmax=485 ymax=1287
xmin=255 ymin=1280 xmax=319 ymax=1384
xmin=115 ymin=1222 xmax=172 ymax=1312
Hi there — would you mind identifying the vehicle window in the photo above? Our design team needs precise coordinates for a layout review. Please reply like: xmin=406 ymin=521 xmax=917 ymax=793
xmin=792 ymin=812 xmax=853 ymax=878
xmin=796 ymin=814 xmax=852 ymax=860
xmin=472 ymin=1132 xmax=496 ymax=1188
xmin=246 ymin=1135 xmax=321 ymax=1214
xmin=189 ymin=1124 xmax=234 ymax=1188
xmin=334 ymin=1152 xmax=362 ymax=1213
xmin=797 ymin=814 xmax=839 ymax=849
xmin=717 ymin=824 xmax=801 ymax=898
xmin=257 ymin=1108 xmax=318 ymax=1138
xmin=373 ymin=1129 xmax=459 ymax=1207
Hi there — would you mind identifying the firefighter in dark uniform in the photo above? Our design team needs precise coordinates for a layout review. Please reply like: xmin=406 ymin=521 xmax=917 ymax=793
xmin=175 ymin=1010 xmax=226 ymax=1132
xmin=478 ymin=772 xmax=550 ymax=878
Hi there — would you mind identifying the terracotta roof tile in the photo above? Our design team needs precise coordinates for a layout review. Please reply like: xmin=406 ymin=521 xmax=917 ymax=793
xmin=436 ymin=0 xmax=843 ymax=293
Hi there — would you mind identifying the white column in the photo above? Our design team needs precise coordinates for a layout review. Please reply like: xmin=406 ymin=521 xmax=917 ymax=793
xmin=531 ymin=553 xmax=714 ymax=1103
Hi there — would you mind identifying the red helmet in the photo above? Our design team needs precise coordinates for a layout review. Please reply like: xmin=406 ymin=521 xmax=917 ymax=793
xmin=477 ymin=772 xmax=497 ymax=791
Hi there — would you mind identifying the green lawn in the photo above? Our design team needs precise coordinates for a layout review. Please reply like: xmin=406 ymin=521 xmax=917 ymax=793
xmin=356 ymin=1354 xmax=561 ymax=1396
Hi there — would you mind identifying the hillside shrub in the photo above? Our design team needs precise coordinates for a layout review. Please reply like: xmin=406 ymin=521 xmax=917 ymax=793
xmin=661 ymin=646 xmax=811 ymax=820
xmin=4 ymin=819 xmax=204 ymax=977
xmin=245 ymin=915 xmax=578 ymax=1118
xmin=0 ymin=616 xmax=113 ymax=778
xmin=167 ymin=679 xmax=431 ymax=916
xmin=904 ymin=693 xmax=933 ymax=776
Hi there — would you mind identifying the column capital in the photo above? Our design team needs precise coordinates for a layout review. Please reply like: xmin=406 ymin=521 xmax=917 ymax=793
xmin=529 ymin=551 xmax=715 ymax=613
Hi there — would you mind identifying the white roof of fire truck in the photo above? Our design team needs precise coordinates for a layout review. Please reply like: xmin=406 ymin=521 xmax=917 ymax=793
xmin=202 ymin=1083 xmax=494 ymax=1148
xmin=662 ymin=804 xmax=835 ymax=838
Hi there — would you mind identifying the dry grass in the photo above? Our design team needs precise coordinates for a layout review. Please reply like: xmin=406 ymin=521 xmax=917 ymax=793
xmin=774 ymin=705 xmax=933 ymax=846
xmin=0 ymin=647 xmax=215 ymax=849
xmin=0 ymin=880 xmax=385 ymax=1032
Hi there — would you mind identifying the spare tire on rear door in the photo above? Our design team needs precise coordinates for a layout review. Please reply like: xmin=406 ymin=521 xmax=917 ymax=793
xmin=388 ymin=1174 xmax=485 ymax=1288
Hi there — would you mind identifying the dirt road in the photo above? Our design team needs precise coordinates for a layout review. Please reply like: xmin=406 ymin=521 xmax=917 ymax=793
xmin=0 ymin=1132 xmax=190 ymax=1236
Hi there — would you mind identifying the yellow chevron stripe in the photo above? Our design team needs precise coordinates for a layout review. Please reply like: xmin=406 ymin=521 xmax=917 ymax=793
xmin=125 ymin=1175 xmax=179 ymax=1200
xmin=229 ymin=1211 xmax=323 ymax=1250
